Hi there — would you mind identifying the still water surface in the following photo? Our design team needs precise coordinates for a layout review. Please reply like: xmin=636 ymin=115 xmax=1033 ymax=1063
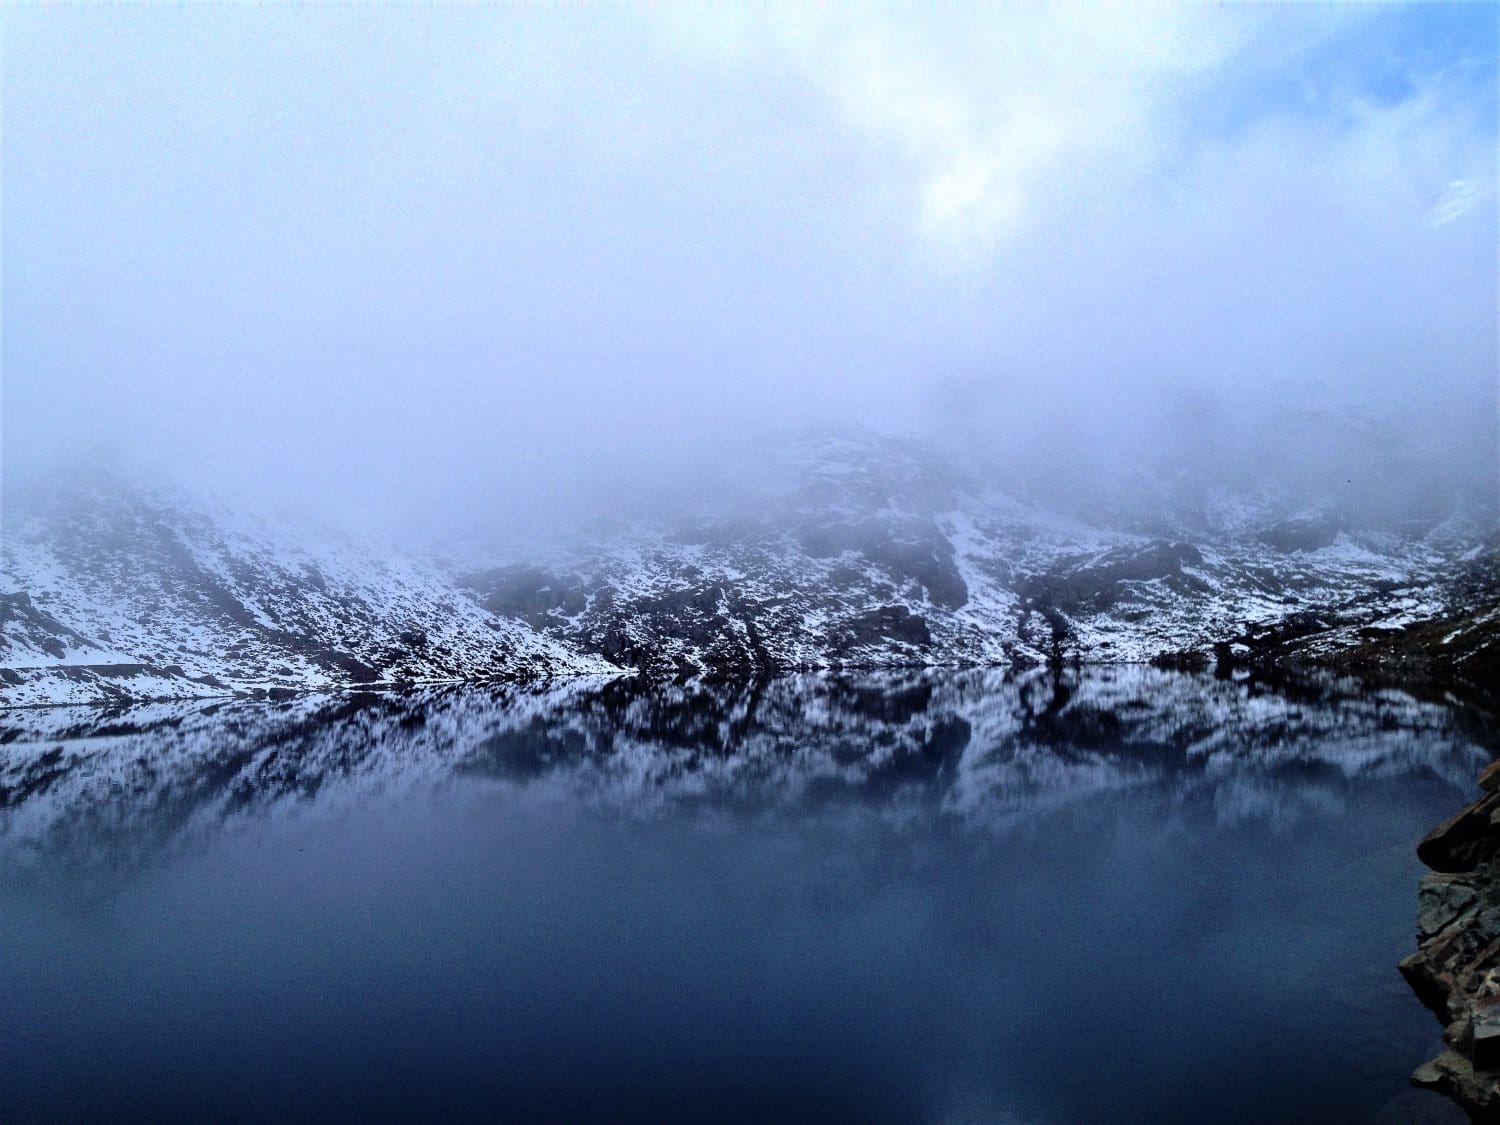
xmin=1 ymin=668 xmax=1490 ymax=1123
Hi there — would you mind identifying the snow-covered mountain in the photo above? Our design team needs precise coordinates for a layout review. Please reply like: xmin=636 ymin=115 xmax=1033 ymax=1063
xmin=2 ymin=434 xmax=1493 ymax=707
xmin=457 ymin=432 xmax=1495 ymax=680
xmin=0 ymin=472 xmax=614 ymax=706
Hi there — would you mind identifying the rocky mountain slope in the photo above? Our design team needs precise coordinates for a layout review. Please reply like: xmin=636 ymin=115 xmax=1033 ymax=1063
xmin=2 ymin=435 xmax=1493 ymax=707
xmin=0 ymin=473 xmax=614 ymax=706
xmin=459 ymin=433 xmax=1494 ymax=680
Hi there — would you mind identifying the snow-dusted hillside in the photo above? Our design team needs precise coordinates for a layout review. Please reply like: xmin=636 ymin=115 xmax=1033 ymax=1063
xmin=0 ymin=473 xmax=616 ymax=706
xmin=457 ymin=433 xmax=1494 ymax=679
xmin=2 ymin=435 xmax=1493 ymax=707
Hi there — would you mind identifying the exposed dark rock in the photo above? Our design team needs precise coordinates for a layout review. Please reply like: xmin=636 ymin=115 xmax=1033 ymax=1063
xmin=1404 ymin=763 xmax=1500 ymax=1120
xmin=460 ymin=565 xmax=589 ymax=627
xmin=798 ymin=515 xmax=968 ymax=608
xmin=1419 ymin=791 xmax=1500 ymax=873
xmin=4 ymin=439 xmax=1497 ymax=705
xmin=1205 ymin=551 xmax=1500 ymax=711
xmin=0 ymin=589 xmax=101 ymax=663
xmin=324 ymin=652 xmax=379 ymax=683
xmin=1151 ymin=649 xmax=1211 ymax=673
xmin=1259 ymin=514 xmax=1341 ymax=553
xmin=833 ymin=606 xmax=932 ymax=654
xmin=1019 ymin=540 xmax=1205 ymax=617
xmin=1420 ymin=874 xmax=1481 ymax=942
xmin=1413 ymin=1050 xmax=1500 ymax=1119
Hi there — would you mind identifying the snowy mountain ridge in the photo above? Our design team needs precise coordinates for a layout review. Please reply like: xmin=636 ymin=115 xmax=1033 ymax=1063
xmin=2 ymin=436 xmax=1493 ymax=707
xmin=0 ymin=474 xmax=615 ymax=706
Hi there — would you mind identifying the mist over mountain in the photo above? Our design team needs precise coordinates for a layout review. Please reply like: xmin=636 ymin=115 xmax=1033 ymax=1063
xmin=5 ymin=12 xmax=1500 ymax=1124
xmin=2 ymin=5 xmax=1496 ymax=707
xmin=3 ymin=5 xmax=1495 ymax=546
xmin=3 ymin=428 xmax=1493 ymax=708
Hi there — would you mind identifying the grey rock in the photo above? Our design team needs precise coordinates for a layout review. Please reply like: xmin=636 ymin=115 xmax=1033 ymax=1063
xmin=1420 ymin=873 xmax=1480 ymax=941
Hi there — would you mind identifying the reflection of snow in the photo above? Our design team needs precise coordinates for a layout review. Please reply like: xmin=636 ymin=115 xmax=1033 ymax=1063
xmin=1 ymin=668 xmax=1490 ymax=887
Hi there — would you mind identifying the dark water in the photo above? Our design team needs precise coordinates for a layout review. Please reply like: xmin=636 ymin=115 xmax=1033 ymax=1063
xmin=1 ymin=668 xmax=1490 ymax=1123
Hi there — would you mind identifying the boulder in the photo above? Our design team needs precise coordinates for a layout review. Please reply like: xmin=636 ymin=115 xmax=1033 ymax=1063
xmin=1419 ymin=873 xmax=1480 ymax=941
xmin=1419 ymin=791 xmax=1500 ymax=873
xmin=1406 ymin=766 xmax=1500 ymax=1120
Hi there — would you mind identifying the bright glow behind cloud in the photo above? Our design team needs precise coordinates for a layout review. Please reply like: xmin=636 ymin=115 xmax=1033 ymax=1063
xmin=665 ymin=6 xmax=1338 ymax=259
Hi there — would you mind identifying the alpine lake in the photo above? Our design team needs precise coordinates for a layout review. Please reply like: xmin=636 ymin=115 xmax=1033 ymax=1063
xmin=3 ymin=667 xmax=1492 ymax=1123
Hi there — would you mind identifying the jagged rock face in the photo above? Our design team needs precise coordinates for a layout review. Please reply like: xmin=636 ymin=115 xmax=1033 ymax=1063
xmin=1402 ymin=762 xmax=1500 ymax=1121
xmin=2 ymin=435 xmax=1494 ymax=706
xmin=1418 ymin=792 xmax=1500 ymax=874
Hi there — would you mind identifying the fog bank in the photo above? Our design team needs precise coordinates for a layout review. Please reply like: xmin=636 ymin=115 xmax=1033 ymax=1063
xmin=3 ymin=5 xmax=1495 ymax=540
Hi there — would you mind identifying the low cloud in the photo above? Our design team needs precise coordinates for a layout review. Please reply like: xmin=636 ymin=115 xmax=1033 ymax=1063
xmin=3 ymin=4 xmax=1493 ymax=539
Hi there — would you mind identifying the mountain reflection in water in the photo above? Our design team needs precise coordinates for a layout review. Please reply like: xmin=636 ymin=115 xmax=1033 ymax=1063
xmin=1 ymin=669 xmax=1489 ymax=1123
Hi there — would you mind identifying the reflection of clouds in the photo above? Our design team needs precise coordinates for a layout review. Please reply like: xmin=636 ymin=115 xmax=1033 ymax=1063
xmin=942 ymin=746 xmax=1158 ymax=829
xmin=1209 ymin=776 xmax=1346 ymax=829
xmin=0 ymin=668 xmax=1491 ymax=884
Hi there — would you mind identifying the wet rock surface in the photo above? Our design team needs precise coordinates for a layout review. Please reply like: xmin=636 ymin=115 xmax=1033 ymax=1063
xmin=1404 ymin=757 xmax=1500 ymax=1120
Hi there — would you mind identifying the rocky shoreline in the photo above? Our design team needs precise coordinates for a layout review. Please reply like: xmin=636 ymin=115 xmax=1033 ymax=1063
xmin=1403 ymin=754 xmax=1500 ymax=1121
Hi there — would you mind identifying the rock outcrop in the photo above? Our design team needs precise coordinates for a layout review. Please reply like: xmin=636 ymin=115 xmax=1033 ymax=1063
xmin=1402 ymin=760 xmax=1500 ymax=1120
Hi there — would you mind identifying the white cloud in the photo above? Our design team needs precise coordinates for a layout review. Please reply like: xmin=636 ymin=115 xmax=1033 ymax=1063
xmin=4 ymin=4 xmax=1493 ymax=535
xmin=1430 ymin=177 xmax=1493 ymax=225
xmin=665 ymin=6 xmax=1257 ymax=258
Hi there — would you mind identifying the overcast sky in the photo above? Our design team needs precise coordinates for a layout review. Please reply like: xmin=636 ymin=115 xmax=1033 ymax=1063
xmin=3 ymin=4 xmax=1495 ymax=537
